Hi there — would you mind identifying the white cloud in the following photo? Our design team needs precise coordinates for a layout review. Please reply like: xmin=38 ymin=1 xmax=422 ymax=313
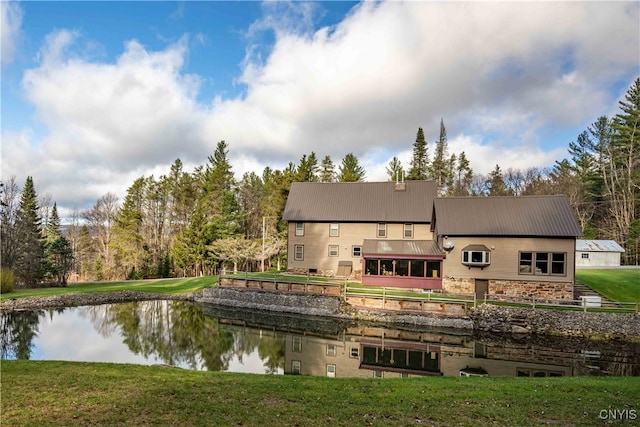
xmin=2 ymin=1 xmax=638 ymax=215
xmin=1 ymin=1 xmax=23 ymax=64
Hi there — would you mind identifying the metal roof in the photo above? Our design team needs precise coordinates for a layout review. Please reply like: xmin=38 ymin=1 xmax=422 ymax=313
xmin=283 ymin=181 xmax=437 ymax=222
xmin=362 ymin=239 xmax=443 ymax=256
xmin=576 ymin=240 xmax=625 ymax=253
xmin=433 ymin=195 xmax=582 ymax=237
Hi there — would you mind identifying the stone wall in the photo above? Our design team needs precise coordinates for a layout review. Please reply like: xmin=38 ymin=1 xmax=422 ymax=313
xmin=198 ymin=287 xmax=342 ymax=317
xmin=490 ymin=280 xmax=572 ymax=299
xmin=442 ymin=277 xmax=573 ymax=300
xmin=442 ymin=277 xmax=475 ymax=294
xmin=470 ymin=304 xmax=640 ymax=339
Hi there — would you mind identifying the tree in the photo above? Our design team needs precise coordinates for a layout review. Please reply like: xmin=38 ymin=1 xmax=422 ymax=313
xmin=43 ymin=203 xmax=73 ymax=285
xmin=449 ymin=151 xmax=473 ymax=196
xmin=83 ymin=192 xmax=119 ymax=280
xmin=14 ymin=176 xmax=45 ymax=286
xmin=1 ymin=176 xmax=20 ymax=270
xmin=386 ymin=156 xmax=404 ymax=181
xmin=110 ymin=178 xmax=147 ymax=279
xmin=407 ymin=127 xmax=429 ymax=180
xmin=337 ymin=153 xmax=366 ymax=182
xmin=296 ymin=152 xmax=319 ymax=182
xmin=486 ymin=165 xmax=510 ymax=196
xmin=319 ymin=155 xmax=336 ymax=182
xmin=430 ymin=119 xmax=452 ymax=193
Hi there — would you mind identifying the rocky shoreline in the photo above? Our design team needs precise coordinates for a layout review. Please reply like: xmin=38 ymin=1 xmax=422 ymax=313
xmin=2 ymin=290 xmax=639 ymax=341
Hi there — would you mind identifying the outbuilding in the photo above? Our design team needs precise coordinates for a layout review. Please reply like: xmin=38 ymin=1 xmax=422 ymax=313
xmin=576 ymin=240 xmax=625 ymax=268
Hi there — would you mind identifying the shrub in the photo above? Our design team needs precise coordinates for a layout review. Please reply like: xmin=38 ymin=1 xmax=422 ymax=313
xmin=1 ymin=268 xmax=16 ymax=293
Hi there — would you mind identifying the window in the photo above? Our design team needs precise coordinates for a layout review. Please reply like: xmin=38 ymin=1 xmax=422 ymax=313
xmin=410 ymin=260 xmax=425 ymax=277
xmin=377 ymin=223 xmax=387 ymax=238
xmin=294 ymin=245 xmax=304 ymax=261
xmin=326 ymin=364 xmax=336 ymax=378
xmin=329 ymin=223 xmax=339 ymax=237
xmin=365 ymin=258 xmax=379 ymax=275
xmin=404 ymin=223 xmax=413 ymax=238
xmin=292 ymin=337 xmax=302 ymax=352
xmin=295 ymin=222 xmax=304 ymax=236
xmin=519 ymin=252 xmax=566 ymax=276
xmin=350 ymin=347 xmax=359 ymax=358
xmin=426 ymin=261 xmax=440 ymax=278
xmin=373 ymin=370 xmax=383 ymax=378
xmin=581 ymin=253 xmax=589 ymax=259
xmin=326 ymin=344 xmax=337 ymax=357
xmin=352 ymin=246 xmax=362 ymax=257
xmin=328 ymin=245 xmax=339 ymax=257
xmin=396 ymin=259 xmax=409 ymax=276
xmin=380 ymin=259 xmax=393 ymax=275
xmin=291 ymin=360 xmax=301 ymax=375
xmin=461 ymin=245 xmax=491 ymax=267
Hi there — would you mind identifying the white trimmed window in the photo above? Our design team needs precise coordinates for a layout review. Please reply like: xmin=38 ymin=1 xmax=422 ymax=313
xmin=295 ymin=222 xmax=304 ymax=236
xmin=294 ymin=245 xmax=304 ymax=261
xmin=329 ymin=223 xmax=339 ymax=237
xmin=326 ymin=364 xmax=336 ymax=377
xmin=352 ymin=246 xmax=362 ymax=257
xmin=404 ymin=223 xmax=413 ymax=238
xmin=377 ymin=223 xmax=387 ymax=238
xmin=292 ymin=360 xmax=301 ymax=374
xmin=461 ymin=245 xmax=491 ymax=267
xmin=328 ymin=245 xmax=339 ymax=257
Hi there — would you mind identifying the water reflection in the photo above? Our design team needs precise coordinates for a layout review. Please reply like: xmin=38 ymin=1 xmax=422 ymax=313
xmin=2 ymin=300 xmax=639 ymax=377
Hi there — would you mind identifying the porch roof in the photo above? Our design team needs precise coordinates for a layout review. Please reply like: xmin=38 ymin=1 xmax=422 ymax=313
xmin=362 ymin=239 xmax=443 ymax=257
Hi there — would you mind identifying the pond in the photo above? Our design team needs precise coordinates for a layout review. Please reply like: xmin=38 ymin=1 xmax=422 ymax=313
xmin=2 ymin=300 xmax=639 ymax=378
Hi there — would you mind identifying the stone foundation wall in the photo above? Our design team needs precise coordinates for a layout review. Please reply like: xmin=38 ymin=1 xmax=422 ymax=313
xmin=442 ymin=277 xmax=475 ymax=294
xmin=490 ymin=280 xmax=573 ymax=300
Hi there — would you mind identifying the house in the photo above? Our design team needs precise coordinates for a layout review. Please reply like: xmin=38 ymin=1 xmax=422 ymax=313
xmin=576 ymin=240 xmax=625 ymax=268
xmin=283 ymin=181 xmax=582 ymax=299
xmin=282 ymin=180 xmax=440 ymax=287
xmin=432 ymin=196 xmax=583 ymax=300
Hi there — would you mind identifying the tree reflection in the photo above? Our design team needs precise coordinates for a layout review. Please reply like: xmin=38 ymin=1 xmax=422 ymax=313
xmin=0 ymin=310 xmax=42 ymax=359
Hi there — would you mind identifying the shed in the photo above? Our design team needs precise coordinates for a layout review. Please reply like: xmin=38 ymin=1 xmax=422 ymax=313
xmin=576 ymin=240 xmax=625 ymax=267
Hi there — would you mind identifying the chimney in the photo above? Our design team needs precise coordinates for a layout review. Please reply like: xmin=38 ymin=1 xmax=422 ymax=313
xmin=395 ymin=170 xmax=406 ymax=191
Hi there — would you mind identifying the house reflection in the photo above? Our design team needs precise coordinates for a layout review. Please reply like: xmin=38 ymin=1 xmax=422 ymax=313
xmin=275 ymin=325 xmax=632 ymax=378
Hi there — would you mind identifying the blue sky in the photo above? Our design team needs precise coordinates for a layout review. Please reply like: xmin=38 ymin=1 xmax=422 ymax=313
xmin=1 ymin=1 xmax=638 ymax=218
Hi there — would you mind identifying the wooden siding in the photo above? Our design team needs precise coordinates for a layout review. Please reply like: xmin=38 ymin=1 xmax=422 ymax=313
xmin=442 ymin=237 xmax=576 ymax=283
xmin=287 ymin=222 xmax=433 ymax=274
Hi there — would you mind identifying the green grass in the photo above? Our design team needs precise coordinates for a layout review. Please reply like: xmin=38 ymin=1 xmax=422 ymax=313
xmin=576 ymin=269 xmax=640 ymax=302
xmin=2 ymin=361 xmax=638 ymax=426
xmin=0 ymin=276 xmax=216 ymax=301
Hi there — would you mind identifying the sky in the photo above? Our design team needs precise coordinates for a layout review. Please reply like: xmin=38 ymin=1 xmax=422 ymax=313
xmin=1 ymin=1 xmax=639 ymax=220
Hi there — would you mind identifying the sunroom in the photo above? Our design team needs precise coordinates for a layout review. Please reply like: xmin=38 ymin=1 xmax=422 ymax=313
xmin=361 ymin=240 xmax=444 ymax=289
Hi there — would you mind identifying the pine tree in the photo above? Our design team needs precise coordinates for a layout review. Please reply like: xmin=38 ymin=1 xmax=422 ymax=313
xmin=486 ymin=165 xmax=509 ymax=196
xmin=296 ymin=152 xmax=319 ymax=182
xmin=43 ymin=203 xmax=73 ymax=285
xmin=386 ymin=157 xmax=404 ymax=181
xmin=319 ymin=155 xmax=336 ymax=182
xmin=430 ymin=119 xmax=452 ymax=194
xmin=337 ymin=153 xmax=366 ymax=182
xmin=407 ymin=127 xmax=429 ymax=180
xmin=14 ymin=176 xmax=45 ymax=286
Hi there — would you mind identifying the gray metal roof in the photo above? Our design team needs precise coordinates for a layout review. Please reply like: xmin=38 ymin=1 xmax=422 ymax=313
xmin=362 ymin=239 xmax=443 ymax=256
xmin=283 ymin=181 xmax=437 ymax=222
xmin=433 ymin=195 xmax=582 ymax=237
xmin=576 ymin=240 xmax=625 ymax=252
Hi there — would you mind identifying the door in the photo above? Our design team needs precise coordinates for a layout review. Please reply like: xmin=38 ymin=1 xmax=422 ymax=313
xmin=475 ymin=279 xmax=489 ymax=300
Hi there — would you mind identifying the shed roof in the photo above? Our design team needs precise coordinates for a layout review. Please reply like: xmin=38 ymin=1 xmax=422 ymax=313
xmin=283 ymin=181 xmax=437 ymax=222
xmin=576 ymin=240 xmax=625 ymax=253
xmin=362 ymin=239 xmax=443 ymax=257
xmin=432 ymin=195 xmax=582 ymax=237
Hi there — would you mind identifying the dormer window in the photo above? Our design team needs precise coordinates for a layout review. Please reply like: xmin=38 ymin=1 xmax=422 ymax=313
xmin=461 ymin=245 xmax=491 ymax=268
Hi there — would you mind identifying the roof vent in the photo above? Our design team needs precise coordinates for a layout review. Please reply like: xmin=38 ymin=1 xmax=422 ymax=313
xmin=395 ymin=170 xmax=406 ymax=191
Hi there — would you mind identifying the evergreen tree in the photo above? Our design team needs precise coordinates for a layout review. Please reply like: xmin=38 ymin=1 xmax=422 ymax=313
xmin=386 ymin=157 xmax=404 ymax=181
xmin=430 ymin=119 xmax=452 ymax=193
xmin=486 ymin=165 xmax=510 ymax=196
xmin=319 ymin=155 xmax=336 ymax=182
xmin=296 ymin=152 xmax=319 ymax=182
xmin=449 ymin=152 xmax=473 ymax=196
xmin=337 ymin=153 xmax=366 ymax=182
xmin=407 ymin=127 xmax=429 ymax=180
xmin=43 ymin=203 xmax=73 ymax=285
xmin=14 ymin=176 xmax=45 ymax=286
xmin=110 ymin=178 xmax=147 ymax=279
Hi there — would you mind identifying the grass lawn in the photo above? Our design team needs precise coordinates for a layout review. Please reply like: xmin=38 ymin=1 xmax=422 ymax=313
xmin=0 ymin=276 xmax=216 ymax=301
xmin=2 ymin=361 xmax=638 ymax=427
xmin=576 ymin=269 xmax=640 ymax=302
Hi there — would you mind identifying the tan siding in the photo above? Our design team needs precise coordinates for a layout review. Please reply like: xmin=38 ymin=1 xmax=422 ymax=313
xmin=442 ymin=237 xmax=575 ymax=283
xmin=288 ymin=222 xmax=434 ymax=274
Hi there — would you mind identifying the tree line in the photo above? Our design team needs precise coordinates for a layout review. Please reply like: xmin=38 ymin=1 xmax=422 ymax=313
xmin=1 ymin=79 xmax=637 ymax=286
